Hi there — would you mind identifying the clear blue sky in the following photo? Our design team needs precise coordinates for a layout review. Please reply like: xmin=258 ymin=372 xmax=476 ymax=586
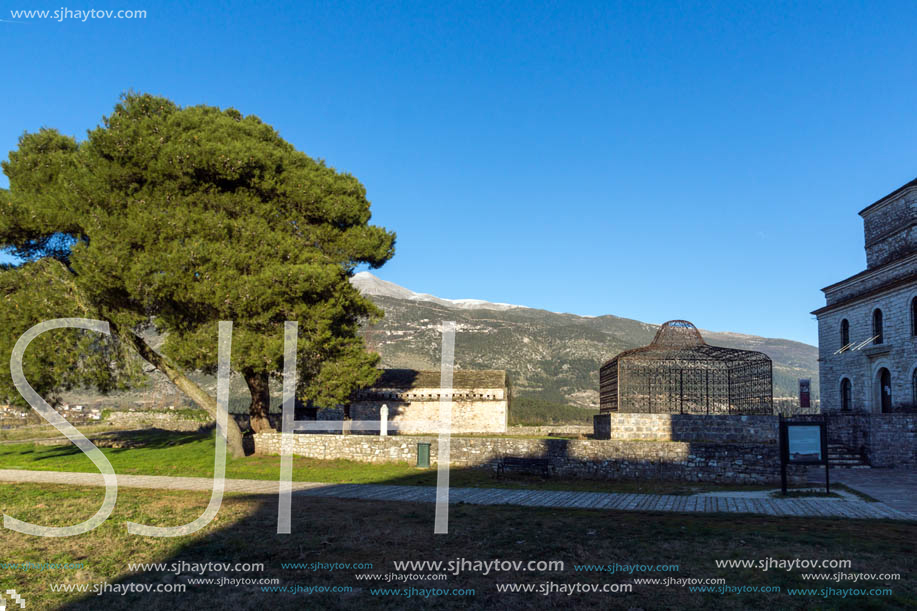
xmin=2 ymin=1 xmax=915 ymax=345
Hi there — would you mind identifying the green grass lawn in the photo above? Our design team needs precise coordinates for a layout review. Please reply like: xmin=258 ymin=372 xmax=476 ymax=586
xmin=0 ymin=483 xmax=913 ymax=610
xmin=0 ymin=429 xmax=785 ymax=496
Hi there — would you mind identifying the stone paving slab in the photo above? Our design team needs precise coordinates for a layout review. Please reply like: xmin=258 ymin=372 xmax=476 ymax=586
xmin=809 ymin=467 xmax=917 ymax=517
xmin=0 ymin=469 xmax=912 ymax=521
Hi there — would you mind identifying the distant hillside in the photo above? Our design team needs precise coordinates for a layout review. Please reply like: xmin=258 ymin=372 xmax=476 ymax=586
xmin=353 ymin=273 xmax=819 ymax=408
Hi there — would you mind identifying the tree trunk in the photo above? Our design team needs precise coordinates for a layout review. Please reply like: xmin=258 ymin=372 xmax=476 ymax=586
xmin=244 ymin=369 xmax=275 ymax=433
xmin=341 ymin=403 xmax=352 ymax=435
xmin=113 ymin=323 xmax=247 ymax=458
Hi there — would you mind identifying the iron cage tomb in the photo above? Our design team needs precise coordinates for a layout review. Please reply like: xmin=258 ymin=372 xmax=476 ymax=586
xmin=599 ymin=320 xmax=773 ymax=415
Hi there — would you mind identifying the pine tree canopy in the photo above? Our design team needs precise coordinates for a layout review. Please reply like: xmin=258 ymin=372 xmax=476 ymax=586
xmin=0 ymin=93 xmax=396 ymax=437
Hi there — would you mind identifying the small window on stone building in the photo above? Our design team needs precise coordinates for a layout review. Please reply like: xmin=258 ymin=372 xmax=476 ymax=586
xmin=911 ymin=297 xmax=917 ymax=336
xmin=872 ymin=309 xmax=884 ymax=344
xmin=841 ymin=378 xmax=852 ymax=412
xmin=840 ymin=319 xmax=850 ymax=348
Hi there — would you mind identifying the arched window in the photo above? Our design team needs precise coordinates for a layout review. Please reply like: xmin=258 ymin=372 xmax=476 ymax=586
xmin=911 ymin=297 xmax=917 ymax=337
xmin=873 ymin=309 xmax=884 ymax=344
xmin=879 ymin=368 xmax=892 ymax=413
xmin=840 ymin=319 xmax=850 ymax=348
xmin=841 ymin=378 xmax=852 ymax=411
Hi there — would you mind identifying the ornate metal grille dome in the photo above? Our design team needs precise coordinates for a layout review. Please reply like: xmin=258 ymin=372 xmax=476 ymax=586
xmin=599 ymin=320 xmax=772 ymax=415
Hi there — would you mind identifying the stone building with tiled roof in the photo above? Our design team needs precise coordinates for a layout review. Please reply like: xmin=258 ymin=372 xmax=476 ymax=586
xmin=812 ymin=177 xmax=917 ymax=412
xmin=350 ymin=368 xmax=508 ymax=434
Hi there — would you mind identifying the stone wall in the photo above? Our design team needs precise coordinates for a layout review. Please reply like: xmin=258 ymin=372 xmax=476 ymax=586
xmin=506 ymin=425 xmax=593 ymax=437
xmin=254 ymin=432 xmax=804 ymax=485
xmin=866 ymin=225 xmax=917 ymax=270
xmin=593 ymin=413 xmax=778 ymax=443
xmin=106 ymin=411 xmax=209 ymax=432
xmin=869 ymin=414 xmax=917 ymax=467
xmin=862 ymin=185 xmax=916 ymax=269
xmin=106 ymin=411 xmax=288 ymax=433
xmin=104 ymin=411 xmax=569 ymax=437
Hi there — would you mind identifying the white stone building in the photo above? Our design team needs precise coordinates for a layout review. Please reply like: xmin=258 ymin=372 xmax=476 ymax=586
xmin=350 ymin=369 xmax=508 ymax=434
xmin=813 ymin=178 xmax=917 ymax=412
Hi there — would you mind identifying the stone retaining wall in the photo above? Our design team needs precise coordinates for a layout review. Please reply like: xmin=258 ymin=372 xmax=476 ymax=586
xmin=593 ymin=413 xmax=778 ymax=443
xmin=254 ymin=432 xmax=804 ymax=485
xmin=868 ymin=414 xmax=917 ymax=467
xmin=795 ymin=413 xmax=917 ymax=467
xmin=505 ymin=425 xmax=593 ymax=437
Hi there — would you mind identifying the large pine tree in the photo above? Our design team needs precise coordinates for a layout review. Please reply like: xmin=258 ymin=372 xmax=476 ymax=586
xmin=0 ymin=93 xmax=395 ymax=456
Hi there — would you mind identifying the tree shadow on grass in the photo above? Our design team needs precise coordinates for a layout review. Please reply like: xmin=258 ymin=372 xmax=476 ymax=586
xmin=54 ymin=489 xmax=495 ymax=611
xmin=20 ymin=427 xmax=216 ymax=464
xmin=50 ymin=474 xmax=917 ymax=611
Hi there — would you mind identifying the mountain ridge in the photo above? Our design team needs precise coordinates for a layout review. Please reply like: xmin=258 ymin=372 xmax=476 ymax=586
xmin=352 ymin=271 xmax=524 ymax=311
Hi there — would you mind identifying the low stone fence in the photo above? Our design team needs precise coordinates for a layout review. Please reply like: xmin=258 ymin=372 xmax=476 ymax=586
xmin=105 ymin=411 xmax=209 ymax=432
xmin=105 ymin=411 xmax=285 ymax=433
xmin=504 ymin=425 xmax=593 ymax=437
xmin=254 ymin=432 xmax=804 ymax=485
xmin=593 ymin=413 xmax=778 ymax=443
xmin=104 ymin=412 xmax=593 ymax=438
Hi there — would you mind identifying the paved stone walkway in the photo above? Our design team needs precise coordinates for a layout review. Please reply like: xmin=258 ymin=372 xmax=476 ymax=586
xmin=1 ymin=469 xmax=912 ymax=520
xmin=808 ymin=466 xmax=917 ymax=517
